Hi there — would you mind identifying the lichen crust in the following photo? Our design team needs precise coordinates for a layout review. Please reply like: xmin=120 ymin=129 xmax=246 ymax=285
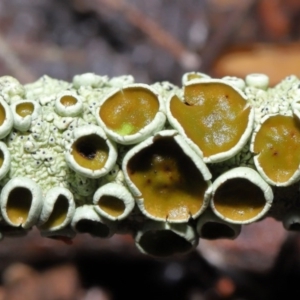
xmin=0 ymin=72 xmax=299 ymax=257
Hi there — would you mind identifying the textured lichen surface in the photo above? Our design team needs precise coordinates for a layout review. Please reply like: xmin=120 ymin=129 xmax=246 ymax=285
xmin=0 ymin=72 xmax=300 ymax=257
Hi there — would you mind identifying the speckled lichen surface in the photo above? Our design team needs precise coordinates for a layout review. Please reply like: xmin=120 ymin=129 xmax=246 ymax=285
xmin=0 ymin=72 xmax=300 ymax=257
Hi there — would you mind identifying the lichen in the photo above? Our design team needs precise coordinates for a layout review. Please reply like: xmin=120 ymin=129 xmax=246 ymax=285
xmin=0 ymin=72 xmax=300 ymax=257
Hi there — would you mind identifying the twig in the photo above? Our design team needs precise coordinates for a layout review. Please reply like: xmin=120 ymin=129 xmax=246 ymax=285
xmin=10 ymin=40 xmax=85 ymax=64
xmin=200 ymin=0 xmax=258 ymax=73
xmin=0 ymin=33 xmax=36 ymax=83
xmin=77 ymin=0 xmax=201 ymax=70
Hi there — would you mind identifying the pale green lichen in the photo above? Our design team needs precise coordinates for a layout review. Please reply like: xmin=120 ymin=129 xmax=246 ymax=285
xmin=0 ymin=72 xmax=300 ymax=257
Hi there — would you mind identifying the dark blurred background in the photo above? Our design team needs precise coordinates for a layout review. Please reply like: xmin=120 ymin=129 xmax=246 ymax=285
xmin=1 ymin=0 xmax=300 ymax=299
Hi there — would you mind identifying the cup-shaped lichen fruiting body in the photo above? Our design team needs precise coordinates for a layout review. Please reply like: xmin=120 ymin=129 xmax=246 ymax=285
xmin=11 ymin=100 xmax=41 ymax=131
xmin=65 ymin=125 xmax=118 ymax=178
xmin=135 ymin=221 xmax=198 ymax=258
xmin=196 ymin=208 xmax=241 ymax=240
xmin=122 ymin=130 xmax=212 ymax=223
xmin=245 ymin=73 xmax=269 ymax=90
xmin=55 ymin=90 xmax=83 ymax=117
xmin=0 ymin=177 xmax=43 ymax=229
xmin=281 ymin=210 xmax=300 ymax=231
xmin=0 ymin=96 xmax=13 ymax=139
xmin=72 ymin=73 xmax=109 ymax=88
xmin=96 ymin=84 xmax=166 ymax=145
xmin=38 ymin=187 xmax=76 ymax=232
xmin=166 ymin=79 xmax=254 ymax=163
xmin=0 ymin=142 xmax=11 ymax=180
xmin=93 ymin=183 xmax=135 ymax=221
xmin=251 ymin=114 xmax=300 ymax=186
xmin=71 ymin=205 xmax=115 ymax=238
xmin=40 ymin=227 xmax=76 ymax=240
xmin=207 ymin=167 xmax=273 ymax=224
xmin=181 ymin=72 xmax=211 ymax=85
xmin=221 ymin=76 xmax=246 ymax=91
xmin=0 ymin=76 xmax=25 ymax=104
